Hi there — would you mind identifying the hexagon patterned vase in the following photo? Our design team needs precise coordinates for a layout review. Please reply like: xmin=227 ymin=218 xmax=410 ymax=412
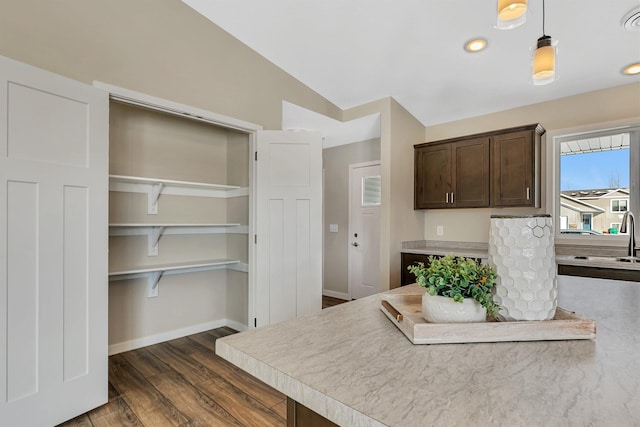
xmin=488 ymin=215 xmax=557 ymax=321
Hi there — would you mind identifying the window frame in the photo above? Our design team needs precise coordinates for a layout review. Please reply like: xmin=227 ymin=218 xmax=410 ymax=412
xmin=610 ymin=199 xmax=628 ymax=213
xmin=550 ymin=121 xmax=640 ymax=246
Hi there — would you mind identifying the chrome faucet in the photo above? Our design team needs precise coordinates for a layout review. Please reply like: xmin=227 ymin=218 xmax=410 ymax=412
xmin=620 ymin=211 xmax=636 ymax=258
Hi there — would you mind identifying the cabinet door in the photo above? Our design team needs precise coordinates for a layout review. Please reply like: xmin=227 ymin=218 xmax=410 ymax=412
xmin=400 ymin=253 xmax=431 ymax=285
xmin=414 ymin=143 xmax=451 ymax=209
xmin=491 ymin=130 xmax=538 ymax=207
xmin=452 ymin=138 xmax=490 ymax=207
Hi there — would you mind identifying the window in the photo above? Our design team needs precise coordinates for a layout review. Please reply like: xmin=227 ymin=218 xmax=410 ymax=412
xmin=611 ymin=199 xmax=628 ymax=212
xmin=362 ymin=175 xmax=381 ymax=206
xmin=556 ymin=126 xmax=639 ymax=238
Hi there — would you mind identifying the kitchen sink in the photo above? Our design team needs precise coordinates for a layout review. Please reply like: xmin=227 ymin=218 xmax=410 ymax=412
xmin=571 ymin=255 xmax=640 ymax=263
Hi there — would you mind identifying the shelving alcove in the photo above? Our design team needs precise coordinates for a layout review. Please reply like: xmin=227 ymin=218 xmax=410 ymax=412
xmin=96 ymin=81 xmax=262 ymax=355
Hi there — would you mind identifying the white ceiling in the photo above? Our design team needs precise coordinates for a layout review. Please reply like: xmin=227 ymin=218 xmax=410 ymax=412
xmin=183 ymin=0 xmax=640 ymax=126
xmin=281 ymin=101 xmax=381 ymax=148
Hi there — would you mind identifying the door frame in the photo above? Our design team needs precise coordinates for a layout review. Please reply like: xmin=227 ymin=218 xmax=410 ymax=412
xmin=93 ymin=82 xmax=263 ymax=329
xmin=348 ymin=160 xmax=381 ymax=299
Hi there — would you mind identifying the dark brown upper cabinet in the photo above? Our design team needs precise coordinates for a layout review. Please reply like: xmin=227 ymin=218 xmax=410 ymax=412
xmin=414 ymin=124 xmax=544 ymax=209
xmin=491 ymin=128 xmax=541 ymax=207
xmin=414 ymin=137 xmax=490 ymax=209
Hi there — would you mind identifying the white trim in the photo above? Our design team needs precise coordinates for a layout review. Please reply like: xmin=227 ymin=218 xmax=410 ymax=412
xmin=225 ymin=320 xmax=249 ymax=332
xmin=322 ymin=290 xmax=350 ymax=301
xmin=107 ymin=318 xmax=247 ymax=355
xmin=93 ymin=81 xmax=262 ymax=133
xmin=95 ymin=81 xmax=261 ymax=333
xmin=610 ymin=198 xmax=629 ymax=213
xmin=549 ymin=118 xmax=640 ymax=246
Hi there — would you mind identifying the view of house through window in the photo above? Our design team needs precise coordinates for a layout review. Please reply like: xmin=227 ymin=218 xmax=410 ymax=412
xmin=559 ymin=130 xmax=633 ymax=236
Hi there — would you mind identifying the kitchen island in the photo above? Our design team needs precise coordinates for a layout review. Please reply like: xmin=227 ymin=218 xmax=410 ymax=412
xmin=216 ymin=277 xmax=640 ymax=426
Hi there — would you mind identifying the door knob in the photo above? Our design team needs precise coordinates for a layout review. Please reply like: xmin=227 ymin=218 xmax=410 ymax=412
xmin=351 ymin=242 xmax=359 ymax=247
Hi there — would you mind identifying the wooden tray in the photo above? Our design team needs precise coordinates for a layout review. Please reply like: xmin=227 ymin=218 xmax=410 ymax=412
xmin=380 ymin=294 xmax=596 ymax=344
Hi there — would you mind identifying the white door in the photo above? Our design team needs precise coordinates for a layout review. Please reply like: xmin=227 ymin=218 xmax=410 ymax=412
xmin=349 ymin=162 xmax=381 ymax=299
xmin=0 ymin=56 xmax=108 ymax=426
xmin=256 ymin=131 xmax=323 ymax=326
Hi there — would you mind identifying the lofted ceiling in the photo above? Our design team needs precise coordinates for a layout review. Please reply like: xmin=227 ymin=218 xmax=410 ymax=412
xmin=183 ymin=0 xmax=640 ymax=126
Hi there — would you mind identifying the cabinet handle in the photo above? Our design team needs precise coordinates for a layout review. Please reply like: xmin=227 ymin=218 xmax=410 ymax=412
xmin=446 ymin=192 xmax=449 ymax=203
xmin=526 ymin=187 xmax=530 ymax=200
xmin=451 ymin=192 xmax=454 ymax=204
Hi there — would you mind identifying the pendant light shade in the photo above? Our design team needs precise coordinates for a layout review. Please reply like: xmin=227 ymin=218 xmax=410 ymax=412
xmin=532 ymin=36 xmax=557 ymax=85
xmin=532 ymin=0 xmax=557 ymax=85
xmin=496 ymin=0 xmax=527 ymax=29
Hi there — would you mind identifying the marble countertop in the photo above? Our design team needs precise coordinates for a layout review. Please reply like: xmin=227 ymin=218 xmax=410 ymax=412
xmin=217 ymin=279 xmax=640 ymax=426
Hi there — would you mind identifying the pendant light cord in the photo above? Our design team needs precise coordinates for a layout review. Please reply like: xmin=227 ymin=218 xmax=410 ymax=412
xmin=542 ymin=0 xmax=546 ymax=36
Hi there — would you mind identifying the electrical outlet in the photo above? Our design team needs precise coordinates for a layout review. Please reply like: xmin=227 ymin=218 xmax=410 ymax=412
xmin=436 ymin=225 xmax=444 ymax=236
xmin=329 ymin=224 xmax=338 ymax=233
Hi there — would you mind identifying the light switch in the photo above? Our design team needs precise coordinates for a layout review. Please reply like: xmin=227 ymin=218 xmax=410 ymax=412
xmin=436 ymin=225 xmax=444 ymax=236
xmin=329 ymin=224 xmax=338 ymax=233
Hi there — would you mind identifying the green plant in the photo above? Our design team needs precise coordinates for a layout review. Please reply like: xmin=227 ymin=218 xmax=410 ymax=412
xmin=408 ymin=255 xmax=500 ymax=318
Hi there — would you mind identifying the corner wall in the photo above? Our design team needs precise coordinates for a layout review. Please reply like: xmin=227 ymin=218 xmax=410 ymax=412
xmin=0 ymin=0 xmax=341 ymax=130
xmin=343 ymin=98 xmax=426 ymax=290
xmin=323 ymin=139 xmax=381 ymax=297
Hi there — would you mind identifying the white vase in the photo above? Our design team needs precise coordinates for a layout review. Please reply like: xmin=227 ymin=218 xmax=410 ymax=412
xmin=422 ymin=292 xmax=487 ymax=323
xmin=488 ymin=215 xmax=557 ymax=321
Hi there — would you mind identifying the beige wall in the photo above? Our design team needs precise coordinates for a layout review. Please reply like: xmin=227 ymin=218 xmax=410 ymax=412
xmin=343 ymin=98 xmax=426 ymax=290
xmin=423 ymin=83 xmax=640 ymax=243
xmin=0 ymin=0 xmax=341 ymax=130
xmin=0 ymin=0 xmax=340 ymax=348
xmin=108 ymin=100 xmax=250 ymax=348
xmin=323 ymin=139 xmax=381 ymax=296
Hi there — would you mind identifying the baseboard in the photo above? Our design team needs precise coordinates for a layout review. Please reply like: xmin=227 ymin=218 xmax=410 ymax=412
xmin=322 ymin=289 xmax=350 ymax=300
xmin=108 ymin=318 xmax=247 ymax=355
xmin=225 ymin=319 xmax=248 ymax=332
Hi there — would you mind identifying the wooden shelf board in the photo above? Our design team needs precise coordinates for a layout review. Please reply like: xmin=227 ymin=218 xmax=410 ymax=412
xmin=109 ymin=259 xmax=241 ymax=276
xmin=109 ymin=223 xmax=241 ymax=228
xmin=109 ymin=174 xmax=241 ymax=191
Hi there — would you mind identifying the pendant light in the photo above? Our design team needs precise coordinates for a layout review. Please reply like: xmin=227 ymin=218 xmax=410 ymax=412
xmin=532 ymin=0 xmax=558 ymax=85
xmin=496 ymin=0 xmax=527 ymax=29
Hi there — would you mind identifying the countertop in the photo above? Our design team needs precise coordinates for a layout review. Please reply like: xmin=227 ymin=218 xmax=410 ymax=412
xmin=401 ymin=240 xmax=640 ymax=271
xmin=217 ymin=278 xmax=640 ymax=426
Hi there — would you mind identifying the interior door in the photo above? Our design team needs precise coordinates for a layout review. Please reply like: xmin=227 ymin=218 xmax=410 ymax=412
xmin=349 ymin=162 xmax=381 ymax=299
xmin=0 ymin=56 xmax=108 ymax=426
xmin=256 ymin=130 xmax=323 ymax=326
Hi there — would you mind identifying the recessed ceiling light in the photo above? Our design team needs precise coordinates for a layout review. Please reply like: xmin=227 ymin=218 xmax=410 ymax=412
xmin=465 ymin=39 xmax=487 ymax=53
xmin=623 ymin=63 xmax=640 ymax=75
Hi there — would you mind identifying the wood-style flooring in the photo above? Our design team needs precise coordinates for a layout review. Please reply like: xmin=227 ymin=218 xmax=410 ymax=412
xmin=58 ymin=296 xmax=349 ymax=427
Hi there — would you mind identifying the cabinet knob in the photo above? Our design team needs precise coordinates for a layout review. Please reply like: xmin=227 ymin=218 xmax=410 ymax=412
xmin=351 ymin=242 xmax=359 ymax=247
xmin=451 ymin=192 xmax=454 ymax=204
xmin=446 ymin=192 xmax=449 ymax=203
xmin=527 ymin=187 xmax=530 ymax=200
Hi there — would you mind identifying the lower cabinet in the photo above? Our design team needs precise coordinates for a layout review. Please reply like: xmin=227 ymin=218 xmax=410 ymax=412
xmin=401 ymin=253 xmax=432 ymax=286
xmin=287 ymin=398 xmax=338 ymax=427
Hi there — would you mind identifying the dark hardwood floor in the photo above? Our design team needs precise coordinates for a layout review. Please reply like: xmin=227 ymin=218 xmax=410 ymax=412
xmin=322 ymin=295 xmax=349 ymax=309
xmin=58 ymin=327 xmax=286 ymax=427
xmin=59 ymin=296 xmax=349 ymax=427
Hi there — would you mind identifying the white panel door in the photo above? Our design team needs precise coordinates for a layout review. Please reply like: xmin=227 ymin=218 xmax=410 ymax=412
xmin=0 ymin=56 xmax=109 ymax=426
xmin=349 ymin=163 xmax=381 ymax=299
xmin=256 ymin=131 xmax=322 ymax=326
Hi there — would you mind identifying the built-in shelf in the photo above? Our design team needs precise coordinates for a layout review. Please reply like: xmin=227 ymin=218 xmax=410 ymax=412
xmin=109 ymin=259 xmax=244 ymax=297
xmin=108 ymin=223 xmax=244 ymax=255
xmin=109 ymin=174 xmax=249 ymax=214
